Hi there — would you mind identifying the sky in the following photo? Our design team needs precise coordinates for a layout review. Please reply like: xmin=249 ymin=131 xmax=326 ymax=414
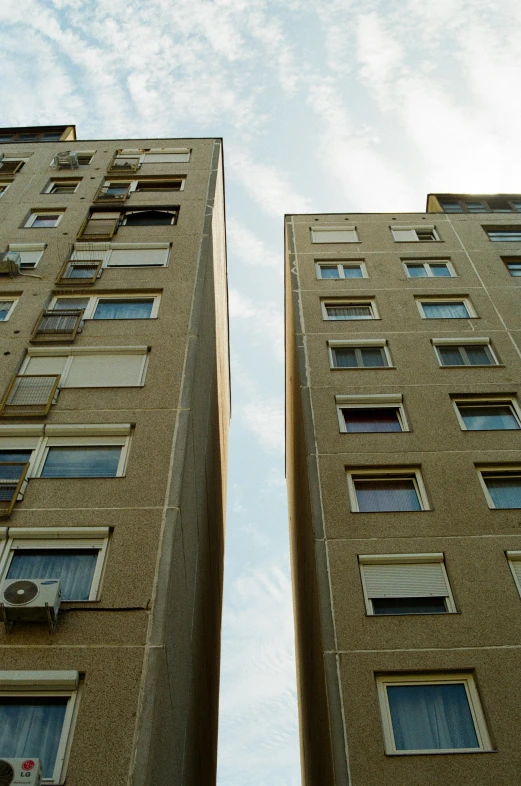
xmin=1 ymin=0 xmax=521 ymax=783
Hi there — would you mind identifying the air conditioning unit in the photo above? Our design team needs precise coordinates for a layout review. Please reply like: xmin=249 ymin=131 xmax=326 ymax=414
xmin=0 ymin=579 xmax=61 ymax=631
xmin=0 ymin=252 xmax=20 ymax=276
xmin=0 ymin=759 xmax=41 ymax=785
xmin=52 ymin=151 xmax=79 ymax=170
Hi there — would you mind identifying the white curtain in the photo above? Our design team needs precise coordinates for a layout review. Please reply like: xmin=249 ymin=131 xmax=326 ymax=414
xmin=356 ymin=480 xmax=420 ymax=512
xmin=423 ymin=302 xmax=468 ymax=318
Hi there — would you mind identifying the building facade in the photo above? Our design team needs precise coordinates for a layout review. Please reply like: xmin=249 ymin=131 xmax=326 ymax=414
xmin=285 ymin=197 xmax=521 ymax=785
xmin=0 ymin=126 xmax=229 ymax=785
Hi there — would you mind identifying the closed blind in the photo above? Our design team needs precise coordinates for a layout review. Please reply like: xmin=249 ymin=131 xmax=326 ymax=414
xmin=107 ymin=247 xmax=168 ymax=266
xmin=362 ymin=562 xmax=448 ymax=598
xmin=65 ymin=352 xmax=145 ymax=387
xmin=510 ymin=559 xmax=521 ymax=587
xmin=312 ymin=229 xmax=357 ymax=243
xmin=25 ymin=355 xmax=68 ymax=376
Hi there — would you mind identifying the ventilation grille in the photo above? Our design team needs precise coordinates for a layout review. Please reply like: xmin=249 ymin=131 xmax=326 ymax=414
xmin=0 ymin=760 xmax=14 ymax=786
xmin=3 ymin=580 xmax=39 ymax=606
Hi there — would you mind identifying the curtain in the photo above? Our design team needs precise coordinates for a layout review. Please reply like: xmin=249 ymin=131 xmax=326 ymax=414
xmin=319 ymin=267 xmax=340 ymax=278
xmin=0 ymin=451 xmax=32 ymax=502
xmin=343 ymin=408 xmax=401 ymax=433
xmin=486 ymin=477 xmax=521 ymax=509
xmin=333 ymin=349 xmax=357 ymax=368
xmin=406 ymin=265 xmax=427 ymax=277
xmin=387 ymin=683 xmax=479 ymax=750
xmin=356 ymin=479 xmax=421 ymax=512
xmin=327 ymin=306 xmax=372 ymax=320
xmin=41 ymin=446 xmax=121 ymax=478
xmin=423 ymin=302 xmax=469 ymax=318
xmin=460 ymin=405 xmax=519 ymax=430
xmin=7 ymin=549 xmax=97 ymax=600
xmin=360 ymin=348 xmax=386 ymax=367
xmin=0 ymin=697 xmax=68 ymax=778
xmin=438 ymin=347 xmax=464 ymax=366
xmin=93 ymin=299 xmax=153 ymax=319
xmin=342 ymin=267 xmax=363 ymax=278
xmin=466 ymin=346 xmax=492 ymax=365
xmin=0 ymin=302 xmax=13 ymax=320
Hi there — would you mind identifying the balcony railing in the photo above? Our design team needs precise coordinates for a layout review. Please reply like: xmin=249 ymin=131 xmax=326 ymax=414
xmin=30 ymin=309 xmax=84 ymax=343
xmin=0 ymin=463 xmax=29 ymax=517
xmin=56 ymin=258 xmax=103 ymax=286
xmin=95 ymin=185 xmax=131 ymax=203
xmin=78 ymin=217 xmax=119 ymax=240
xmin=0 ymin=375 xmax=60 ymax=418
xmin=107 ymin=155 xmax=140 ymax=174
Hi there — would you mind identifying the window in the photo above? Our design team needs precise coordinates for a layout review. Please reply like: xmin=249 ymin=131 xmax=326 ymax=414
xmin=347 ymin=468 xmax=429 ymax=512
xmin=8 ymin=243 xmax=46 ymax=269
xmin=20 ymin=347 xmax=149 ymax=388
xmin=403 ymin=260 xmax=454 ymax=278
xmin=99 ymin=179 xmax=185 ymax=196
xmin=0 ymin=424 xmax=132 ymax=481
xmin=377 ymin=673 xmax=492 ymax=754
xmin=502 ymin=257 xmax=521 ymax=276
xmin=439 ymin=196 xmax=521 ymax=213
xmin=417 ymin=298 xmax=473 ymax=319
xmin=329 ymin=340 xmax=392 ymax=369
xmin=70 ymin=242 xmax=170 ymax=269
xmin=0 ymin=670 xmax=79 ymax=782
xmin=507 ymin=551 xmax=521 ymax=599
xmin=43 ymin=179 xmax=81 ymax=194
xmin=50 ymin=294 xmax=161 ymax=320
xmin=1 ymin=528 xmax=109 ymax=601
xmin=0 ymin=183 xmax=10 ymax=197
xmin=452 ymin=397 xmax=521 ymax=431
xmin=142 ymin=148 xmax=190 ymax=163
xmin=322 ymin=300 xmax=377 ymax=320
xmin=485 ymin=227 xmax=521 ymax=242
xmin=122 ymin=209 xmax=178 ymax=226
xmin=316 ymin=261 xmax=366 ymax=279
xmin=311 ymin=226 xmax=359 ymax=243
xmin=25 ymin=212 xmax=64 ymax=229
xmin=75 ymin=151 xmax=94 ymax=166
xmin=478 ymin=467 xmax=521 ymax=509
xmin=0 ymin=299 xmax=18 ymax=321
xmin=359 ymin=554 xmax=456 ymax=615
xmin=0 ymin=159 xmax=25 ymax=174
xmin=432 ymin=339 xmax=498 ymax=367
xmin=392 ymin=226 xmax=439 ymax=242
xmin=337 ymin=394 xmax=408 ymax=433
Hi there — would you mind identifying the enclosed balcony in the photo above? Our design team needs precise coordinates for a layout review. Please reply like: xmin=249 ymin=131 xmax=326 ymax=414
xmin=0 ymin=375 xmax=60 ymax=418
xmin=56 ymin=257 xmax=103 ymax=286
xmin=30 ymin=309 xmax=84 ymax=344
xmin=0 ymin=462 xmax=29 ymax=517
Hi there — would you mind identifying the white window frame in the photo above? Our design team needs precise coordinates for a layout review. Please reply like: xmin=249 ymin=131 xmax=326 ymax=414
xmin=315 ymin=260 xmax=367 ymax=279
xmin=42 ymin=179 xmax=81 ymax=194
xmin=391 ymin=226 xmax=440 ymax=242
xmin=486 ymin=228 xmax=521 ymax=242
xmin=477 ymin=465 xmax=521 ymax=509
xmin=50 ymin=293 xmax=161 ymax=319
xmin=506 ymin=551 xmax=521 ymax=599
xmin=358 ymin=553 xmax=456 ymax=615
xmin=101 ymin=178 xmax=185 ymax=193
xmin=0 ymin=298 xmax=19 ymax=321
xmin=0 ymin=182 xmax=10 ymax=197
xmin=376 ymin=672 xmax=492 ymax=755
xmin=20 ymin=346 xmax=149 ymax=388
xmin=142 ymin=147 xmax=191 ymax=163
xmin=8 ymin=243 xmax=46 ymax=269
xmin=0 ymin=670 xmax=80 ymax=783
xmin=403 ymin=259 xmax=455 ymax=278
xmin=328 ymin=339 xmax=393 ymax=369
xmin=0 ymin=527 xmax=110 ymax=602
xmin=432 ymin=337 xmax=499 ymax=367
xmin=336 ymin=394 xmax=408 ymax=433
xmin=452 ymin=396 xmax=521 ymax=431
xmin=75 ymin=151 xmax=95 ymax=166
xmin=416 ymin=297 xmax=475 ymax=319
xmin=322 ymin=299 xmax=379 ymax=321
xmin=346 ymin=466 xmax=430 ymax=513
xmin=25 ymin=211 xmax=64 ymax=229
xmin=311 ymin=226 xmax=359 ymax=243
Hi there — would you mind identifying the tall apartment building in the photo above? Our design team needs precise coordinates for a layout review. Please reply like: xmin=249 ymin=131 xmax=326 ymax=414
xmin=285 ymin=195 xmax=521 ymax=785
xmin=0 ymin=125 xmax=229 ymax=785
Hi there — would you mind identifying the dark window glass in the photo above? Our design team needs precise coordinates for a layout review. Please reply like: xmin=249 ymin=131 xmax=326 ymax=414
xmin=342 ymin=407 xmax=402 ymax=433
xmin=124 ymin=210 xmax=175 ymax=226
xmin=41 ymin=446 xmax=121 ymax=478
xmin=459 ymin=404 xmax=519 ymax=430
xmin=373 ymin=597 xmax=447 ymax=615
xmin=484 ymin=475 xmax=521 ymax=508
xmin=8 ymin=549 xmax=98 ymax=600
xmin=319 ymin=266 xmax=340 ymax=278
xmin=93 ymin=299 xmax=154 ymax=319
xmin=406 ymin=264 xmax=428 ymax=277
xmin=354 ymin=478 xmax=421 ymax=512
xmin=440 ymin=201 xmax=463 ymax=213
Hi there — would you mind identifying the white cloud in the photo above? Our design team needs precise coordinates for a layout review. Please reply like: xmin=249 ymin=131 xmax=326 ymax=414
xmin=227 ymin=217 xmax=282 ymax=273
xmin=228 ymin=151 xmax=313 ymax=217
xmin=229 ymin=289 xmax=284 ymax=362
xmin=240 ymin=399 xmax=284 ymax=454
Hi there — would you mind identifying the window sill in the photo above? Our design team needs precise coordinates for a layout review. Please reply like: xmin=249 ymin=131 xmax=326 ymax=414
xmin=385 ymin=748 xmax=496 ymax=756
xmin=330 ymin=366 xmax=396 ymax=371
xmin=438 ymin=364 xmax=505 ymax=369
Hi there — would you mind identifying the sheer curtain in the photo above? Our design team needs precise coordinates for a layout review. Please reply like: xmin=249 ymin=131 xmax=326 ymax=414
xmin=41 ymin=446 xmax=121 ymax=478
xmin=7 ymin=549 xmax=97 ymax=600
xmin=93 ymin=299 xmax=153 ymax=319
xmin=460 ymin=405 xmax=519 ymax=431
xmin=423 ymin=302 xmax=469 ymax=318
xmin=356 ymin=479 xmax=421 ymax=512
xmin=486 ymin=477 xmax=521 ymax=509
xmin=0 ymin=697 xmax=67 ymax=778
xmin=343 ymin=408 xmax=401 ymax=433
xmin=387 ymin=683 xmax=479 ymax=750
xmin=327 ymin=306 xmax=372 ymax=320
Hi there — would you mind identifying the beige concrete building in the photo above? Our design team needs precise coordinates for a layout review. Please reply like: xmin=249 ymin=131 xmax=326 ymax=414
xmin=0 ymin=125 xmax=229 ymax=785
xmin=285 ymin=196 xmax=521 ymax=785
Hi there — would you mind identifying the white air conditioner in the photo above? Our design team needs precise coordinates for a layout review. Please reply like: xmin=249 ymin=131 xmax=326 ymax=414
xmin=51 ymin=151 xmax=79 ymax=169
xmin=0 ymin=252 xmax=20 ymax=276
xmin=0 ymin=759 xmax=42 ymax=785
xmin=0 ymin=579 xmax=61 ymax=631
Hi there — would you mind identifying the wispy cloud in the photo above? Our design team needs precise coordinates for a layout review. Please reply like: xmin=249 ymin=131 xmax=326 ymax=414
xmin=227 ymin=217 xmax=282 ymax=273
xmin=229 ymin=289 xmax=284 ymax=362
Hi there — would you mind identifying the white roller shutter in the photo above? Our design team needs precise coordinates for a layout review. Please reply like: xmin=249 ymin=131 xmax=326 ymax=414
xmin=65 ymin=352 xmax=146 ymax=387
xmin=24 ymin=355 xmax=68 ymax=376
xmin=107 ymin=247 xmax=168 ymax=267
xmin=311 ymin=229 xmax=357 ymax=243
xmin=361 ymin=562 xmax=449 ymax=598
xmin=392 ymin=229 xmax=417 ymax=241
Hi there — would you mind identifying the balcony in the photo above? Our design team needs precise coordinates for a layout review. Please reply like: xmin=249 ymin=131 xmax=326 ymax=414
xmin=51 ymin=151 xmax=79 ymax=170
xmin=0 ymin=375 xmax=60 ymax=418
xmin=95 ymin=184 xmax=131 ymax=203
xmin=107 ymin=154 xmax=140 ymax=174
xmin=56 ymin=258 xmax=103 ymax=286
xmin=78 ymin=215 xmax=119 ymax=240
xmin=0 ymin=252 xmax=20 ymax=277
xmin=0 ymin=462 xmax=29 ymax=517
xmin=30 ymin=309 xmax=84 ymax=344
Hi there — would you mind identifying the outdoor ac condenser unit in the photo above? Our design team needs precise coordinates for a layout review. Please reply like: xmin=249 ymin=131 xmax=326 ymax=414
xmin=0 ymin=759 xmax=42 ymax=786
xmin=0 ymin=252 xmax=21 ymax=276
xmin=52 ymin=151 xmax=79 ymax=169
xmin=0 ymin=579 xmax=61 ymax=631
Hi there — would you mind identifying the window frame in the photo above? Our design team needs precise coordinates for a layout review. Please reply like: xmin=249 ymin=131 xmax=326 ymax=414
xmin=432 ymin=338 xmax=499 ymax=368
xmin=0 ymin=182 xmax=10 ymax=197
xmin=0 ymin=670 xmax=80 ymax=784
xmin=328 ymin=339 xmax=393 ymax=370
xmin=376 ymin=672 xmax=492 ymax=755
xmin=322 ymin=299 xmax=379 ymax=321
xmin=336 ymin=394 xmax=408 ymax=433
xmin=485 ymin=227 xmax=521 ymax=242
xmin=42 ymin=179 xmax=81 ymax=195
xmin=0 ymin=298 xmax=19 ymax=321
xmin=346 ymin=466 xmax=430 ymax=513
xmin=20 ymin=346 xmax=149 ymax=388
xmin=0 ymin=527 xmax=110 ymax=602
xmin=391 ymin=226 xmax=440 ymax=242
xmin=416 ymin=297 xmax=475 ymax=319
xmin=359 ymin=553 xmax=456 ymax=615
xmin=501 ymin=257 xmax=521 ymax=277
xmin=24 ymin=211 xmax=64 ymax=229
xmin=8 ymin=243 xmax=46 ymax=269
xmin=403 ymin=259 xmax=455 ymax=278
xmin=477 ymin=466 xmax=521 ymax=509
xmin=50 ymin=293 xmax=161 ymax=320
xmin=506 ymin=551 xmax=521 ymax=599
xmin=70 ymin=242 xmax=170 ymax=269
xmin=315 ymin=260 xmax=367 ymax=279
xmin=311 ymin=226 xmax=359 ymax=244
xmin=452 ymin=396 xmax=521 ymax=431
